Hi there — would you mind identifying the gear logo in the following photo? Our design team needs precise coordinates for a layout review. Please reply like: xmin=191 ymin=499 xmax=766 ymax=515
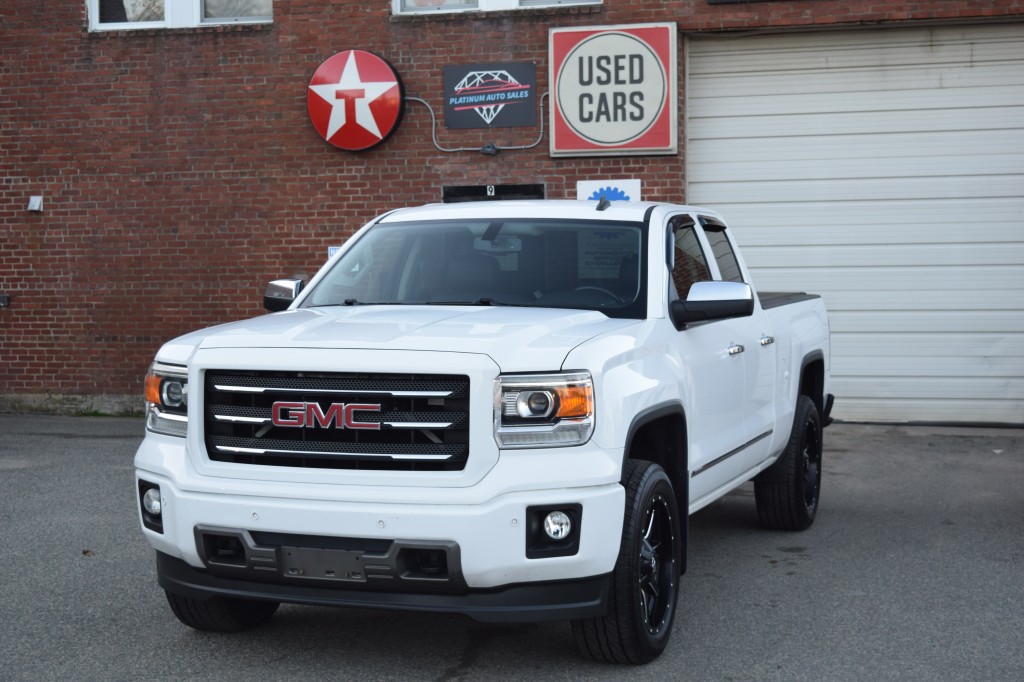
xmin=587 ymin=187 xmax=631 ymax=201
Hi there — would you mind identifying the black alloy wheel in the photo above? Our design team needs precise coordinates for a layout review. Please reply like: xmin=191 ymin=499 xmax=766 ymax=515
xmin=572 ymin=459 xmax=682 ymax=664
xmin=801 ymin=410 xmax=822 ymax=514
xmin=638 ymin=491 xmax=676 ymax=636
xmin=755 ymin=395 xmax=823 ymax=531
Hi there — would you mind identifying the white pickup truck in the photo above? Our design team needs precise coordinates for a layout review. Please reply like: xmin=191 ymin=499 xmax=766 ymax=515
xmin=135 ymin=200 xmax=832 ymax=663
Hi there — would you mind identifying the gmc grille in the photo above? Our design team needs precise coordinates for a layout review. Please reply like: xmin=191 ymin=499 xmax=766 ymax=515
xmin=204 ymin=371 xmax=470 ymax=471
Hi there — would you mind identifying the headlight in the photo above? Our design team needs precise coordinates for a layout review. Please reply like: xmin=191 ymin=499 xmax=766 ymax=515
xmin=144 ymin=362 xmax=189 ymax=437
xmin=494 ymin=372 xmax=594 ymax=449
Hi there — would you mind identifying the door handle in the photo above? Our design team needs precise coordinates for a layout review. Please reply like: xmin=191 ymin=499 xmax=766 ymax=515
xmin=760 ymin=336 xmax=775 ymax=346
xmin=728 ymin=344 xmax=745 ymax=356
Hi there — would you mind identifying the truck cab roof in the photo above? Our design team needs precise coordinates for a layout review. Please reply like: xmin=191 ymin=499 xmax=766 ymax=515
xmin=377 ymin=200 xmax=724 ymax=225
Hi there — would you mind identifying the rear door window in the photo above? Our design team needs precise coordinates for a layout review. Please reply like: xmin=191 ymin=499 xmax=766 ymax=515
xmin=700 ymin=217 xmax=744 ymax=283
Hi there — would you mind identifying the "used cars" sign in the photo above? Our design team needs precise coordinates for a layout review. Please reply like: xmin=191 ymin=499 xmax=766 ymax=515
xmin=550 ymin=23 xmax=677 ymax=157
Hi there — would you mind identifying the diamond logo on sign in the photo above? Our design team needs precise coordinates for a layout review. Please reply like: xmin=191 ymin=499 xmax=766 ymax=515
xmin=307 ymin=50 xmax=405 ymax=152
xmin=550 ymin=24 xmax=677 ymax=157
xmin=454 ymin=70 xmax=526 ymax=125
xmin=444 ymin=62 xmax=537 ymax=130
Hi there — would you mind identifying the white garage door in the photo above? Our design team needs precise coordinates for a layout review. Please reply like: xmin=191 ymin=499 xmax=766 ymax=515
xmin=686 ymin=24 xmax=1024 ymax=424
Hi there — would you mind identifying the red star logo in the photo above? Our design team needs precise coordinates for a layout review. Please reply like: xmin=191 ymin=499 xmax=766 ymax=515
xmin=307 ymin=51 xmax=404 ymax=152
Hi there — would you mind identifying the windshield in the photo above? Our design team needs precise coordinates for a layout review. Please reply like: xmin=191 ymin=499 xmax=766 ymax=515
xmin=300 ymin=218 xmax=647 ymax=318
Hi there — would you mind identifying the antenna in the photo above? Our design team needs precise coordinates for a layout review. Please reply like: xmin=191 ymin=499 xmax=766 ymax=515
xmin=596 ymin=196 xmax=611 ymax=211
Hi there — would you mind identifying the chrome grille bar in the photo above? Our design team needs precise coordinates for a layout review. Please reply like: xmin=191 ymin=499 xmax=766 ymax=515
xmin=212 ymin=414 xmax=454 ymax=429
xmin=215 ymin=445 xmax=454 ymax=461
xmin=213 ymin=384 xmax=452 ymax=398
xmin=204 ymin=370 xmax=470 ymax=471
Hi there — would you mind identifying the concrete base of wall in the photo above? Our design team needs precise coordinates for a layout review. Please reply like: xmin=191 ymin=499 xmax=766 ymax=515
xmin=0 ymin=394 xmax=144 ymax=416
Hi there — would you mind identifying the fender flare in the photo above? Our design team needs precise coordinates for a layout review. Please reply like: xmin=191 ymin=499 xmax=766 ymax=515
xmin=798 ymin=349 xmax=827 ymax=417
xmin=621 ymin=402 xmax=687 ymax=476
xmin=621 ymin=401 xmax=689 ymax=574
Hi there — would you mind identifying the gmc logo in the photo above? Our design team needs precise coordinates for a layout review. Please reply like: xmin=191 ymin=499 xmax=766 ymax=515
xmin=271 ymin=401 xmax=382 ymax=430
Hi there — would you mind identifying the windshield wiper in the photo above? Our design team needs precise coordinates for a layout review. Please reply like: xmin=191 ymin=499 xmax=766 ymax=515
xmin=307 ymin=300 xmax=405 ymax=308
xmin=315 ymin=298 xmax=534 ymax=308
xmin=423 ymin=298 xmax=525 ymax=306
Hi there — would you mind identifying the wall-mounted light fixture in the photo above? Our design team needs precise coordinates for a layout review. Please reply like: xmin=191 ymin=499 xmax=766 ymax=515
xmin=27 ymin=196 xmax=43 ymax=212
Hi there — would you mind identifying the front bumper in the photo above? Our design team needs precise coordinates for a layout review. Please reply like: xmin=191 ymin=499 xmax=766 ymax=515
xmin=156 ymin=552 xmax=609 ymax=623
xmin=135 ymin=390 xmax=627 ymax=590
xmin=137 ymin=467 xmax=624 ymax=587
xmin=142 ymin=478 xmax=621 ymax=622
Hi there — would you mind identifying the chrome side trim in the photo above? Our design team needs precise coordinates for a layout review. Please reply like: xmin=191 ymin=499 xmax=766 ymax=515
xmin=693 ymin=430 xmax=773 ymax=477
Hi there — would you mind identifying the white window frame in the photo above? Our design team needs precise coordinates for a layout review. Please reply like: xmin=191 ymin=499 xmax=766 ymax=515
xmin=393 ymin=0 xmax=600 ymax=15
xmin=88 ymin=1 xmax=273 ymax=31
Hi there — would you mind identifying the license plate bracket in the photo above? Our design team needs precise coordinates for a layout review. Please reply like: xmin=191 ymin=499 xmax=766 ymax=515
xmin=280 ymin=546 xmax=366 ymax=583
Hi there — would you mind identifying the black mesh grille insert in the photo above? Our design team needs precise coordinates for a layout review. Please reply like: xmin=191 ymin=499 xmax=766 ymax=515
xmin=204 ymin=370 xmax=470 ymax=471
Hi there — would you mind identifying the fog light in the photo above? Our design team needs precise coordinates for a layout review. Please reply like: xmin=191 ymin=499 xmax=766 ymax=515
xmin=526 ymin=504 xmax=581 ymax=559
xmin=543 ymin=511 xmax=572 ymax=540
xmin=142 ymin=487 xmax=162 ymax=516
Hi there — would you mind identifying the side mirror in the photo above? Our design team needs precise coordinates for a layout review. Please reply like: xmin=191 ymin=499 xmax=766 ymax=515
xmin=263 ymin=278 xmax=304 ymax=312
xmin=670 ymin=281 xmax=754 ymax=330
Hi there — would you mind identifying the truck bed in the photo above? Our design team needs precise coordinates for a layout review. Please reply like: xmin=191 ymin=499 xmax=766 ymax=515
xmin=758 ymin=291 xmax=821 ymax=310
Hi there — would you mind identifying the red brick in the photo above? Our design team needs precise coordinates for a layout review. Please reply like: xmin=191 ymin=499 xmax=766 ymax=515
xmin=1 ymin=1 xmax=1022 ymax=402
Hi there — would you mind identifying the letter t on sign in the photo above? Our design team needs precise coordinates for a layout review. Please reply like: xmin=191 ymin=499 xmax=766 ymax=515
xmin=336 ymin=89 xmax=366 ymax=122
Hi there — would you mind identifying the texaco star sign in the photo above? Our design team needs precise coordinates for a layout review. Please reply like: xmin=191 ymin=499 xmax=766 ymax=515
xmin=307 ymin=50 xmax=405 ymax=152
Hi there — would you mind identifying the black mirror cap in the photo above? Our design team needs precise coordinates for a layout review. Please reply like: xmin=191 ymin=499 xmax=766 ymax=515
xmin=263 ymin=278 xmax=304 ymax=312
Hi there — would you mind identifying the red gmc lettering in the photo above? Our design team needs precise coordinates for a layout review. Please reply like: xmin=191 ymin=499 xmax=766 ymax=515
xmin=271 ymin=401 xmax=381 ymax=429
xmin=306 ymin=402 xmax=345 ymax=428
xmin=272 ymin=401 xmax=306 ymax=427
xmin=343 ymin=403 xmax=382 ymax=430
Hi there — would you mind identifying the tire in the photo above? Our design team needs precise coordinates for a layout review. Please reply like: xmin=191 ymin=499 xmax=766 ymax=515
xmin=572 ymin=459 xmax=682 ymax=664
xmin=755 ymin=395 xmax=822 ymax=531
xmin=165 ymin=591 xmax=279 ymax=633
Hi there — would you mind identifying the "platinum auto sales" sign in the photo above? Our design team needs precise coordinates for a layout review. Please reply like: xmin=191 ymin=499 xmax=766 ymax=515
xmin=549 ymin=23 xmax=677 ymax=157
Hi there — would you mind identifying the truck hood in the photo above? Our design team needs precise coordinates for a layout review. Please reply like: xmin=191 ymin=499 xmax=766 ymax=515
xmin=157 ymin=306 xmax=637 ymax=373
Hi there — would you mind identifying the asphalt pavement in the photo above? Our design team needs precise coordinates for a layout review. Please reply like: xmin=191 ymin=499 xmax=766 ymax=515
xmin=1 ymin=415 xmax=1021 ymax=681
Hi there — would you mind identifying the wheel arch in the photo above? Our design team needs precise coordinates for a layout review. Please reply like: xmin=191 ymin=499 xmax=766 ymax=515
xmin=799 ymin=350 xmax=826 ymax=417
xmin=622 ymin=401 xmax=689 ymax=574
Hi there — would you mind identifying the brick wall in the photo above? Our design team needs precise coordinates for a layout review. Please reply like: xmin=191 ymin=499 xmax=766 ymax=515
xmin=1 ymin=1 xmax=1021 ymax=412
